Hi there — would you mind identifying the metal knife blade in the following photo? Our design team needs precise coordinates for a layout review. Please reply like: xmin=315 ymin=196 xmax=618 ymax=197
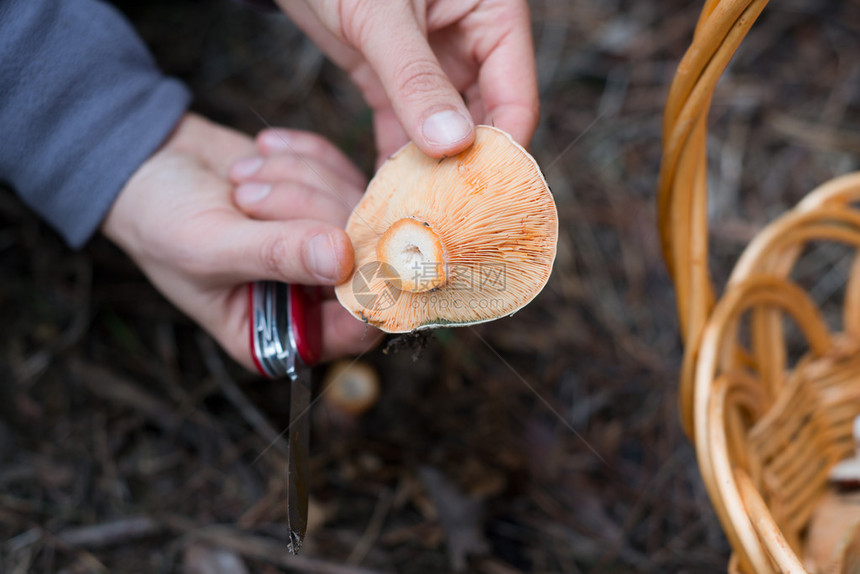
xmin=249 ymin=282 xmax=321 ymax=554
xmin=286 ymin=364 xmax=312 ymax=554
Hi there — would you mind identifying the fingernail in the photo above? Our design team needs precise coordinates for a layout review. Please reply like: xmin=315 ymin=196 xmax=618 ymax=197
xmin=235 ymin=182 xmax=271 ymax=205
xmin=259 ymin=130 xmax=291 ymax=151
xmin=306 ymin=233 xmax=340 ymax=281
xmin=231 ymin=156 xmax=263 ymax=179
xmin=423 ymin=110 xmax=473 ymax=147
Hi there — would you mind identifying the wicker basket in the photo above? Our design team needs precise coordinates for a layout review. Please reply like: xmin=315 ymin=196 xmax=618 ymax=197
xmin=658 ymin=1 xmax=860 ymax=572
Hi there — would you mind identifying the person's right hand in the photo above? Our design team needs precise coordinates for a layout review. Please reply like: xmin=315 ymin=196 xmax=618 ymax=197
xmin=275 ymin=0 xmax=539 ymax=162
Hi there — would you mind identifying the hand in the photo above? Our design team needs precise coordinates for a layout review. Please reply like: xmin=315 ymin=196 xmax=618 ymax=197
xmin=101 ymin=113 xmax=381 ymax=371
xmin=276 ymin=0 xmax=539 ymax=161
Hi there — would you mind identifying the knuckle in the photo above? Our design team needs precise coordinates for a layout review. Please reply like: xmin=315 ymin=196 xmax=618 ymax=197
xmin=259 ymin=234 xmax=292 ymax=278
xmin=265 ymin=155 xmax=300 ymax=176
xmin=289 ymin=184 xmax=318 ymax=208
xmin=394 ymin=59 xmax=448 ymax=101
xmin=277 ymin=180 xmax=315 ymax=205
xmin=298 ymin=187 xmax=349 ymax=226
xmin=336 ymin=0 xmax=373 ymax=45
xmin=296 ymin=132 xmax=332 ymax=158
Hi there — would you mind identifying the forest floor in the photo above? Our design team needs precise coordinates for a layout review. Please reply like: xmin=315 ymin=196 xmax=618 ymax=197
xmin=3 ymin=1 xmax=860 ymax=572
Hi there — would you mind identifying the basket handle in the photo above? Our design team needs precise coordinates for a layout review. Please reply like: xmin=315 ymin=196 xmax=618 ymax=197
xmin=658 ymin=0 xmax=770 ymax=437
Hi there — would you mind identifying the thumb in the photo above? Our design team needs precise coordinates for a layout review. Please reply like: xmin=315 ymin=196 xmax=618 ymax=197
xmin=346 ymin=3 xmax=475 ymax=157
xmin=210 ymin=217 xmax=355 ymax=285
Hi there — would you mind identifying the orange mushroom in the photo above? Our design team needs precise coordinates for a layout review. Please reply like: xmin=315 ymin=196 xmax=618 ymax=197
xmin=335 ymin=126 xmax=558 ymax=333
xmin=322 ymin=360 xmax=380 ymax=417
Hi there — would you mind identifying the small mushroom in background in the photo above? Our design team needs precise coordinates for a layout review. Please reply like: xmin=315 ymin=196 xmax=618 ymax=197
xmin=830 ymin=414 xmax=860 ymax=489
xmin=335 ymin=126 xmax=558 ymax=333
xmin=805 ymin=415 xmax=860 ymax=571
xmin=183 ymin=544 xmax=248 ymax=574
xmin=321 ymin=360 xmax=380 ymax=427
xmin=804 ymin=490 xmax=860 ymax=573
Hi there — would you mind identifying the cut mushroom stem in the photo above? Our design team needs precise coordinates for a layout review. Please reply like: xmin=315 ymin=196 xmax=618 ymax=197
xmin=377 ymin=218 xmax=447 ymax=292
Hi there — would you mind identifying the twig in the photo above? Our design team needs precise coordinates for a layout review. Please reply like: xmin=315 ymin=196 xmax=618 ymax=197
xmin=770 ymin=114 xmax=860 ymax=154
xmin=56 ymin=516 xmax=160 ymax=549
xmin=70 ymin=357 xmax=235 ymax=467
xmin=593 ymin=447 xmax=688 ymax=570
xmin=197 ymin=334 xmax=291 ymax=459
xmin=70 ymin=359 xmax=183 ymax=432
xmin=238 ymin=479 xmax=287 ymax=528
xmin=418 ymin=466 xmax=489 ymax=572
xmin=347 ymin=489 xmax=393 ymax=565
xmin=16 ymin=256 xmax=92 ymax=387
xmin=535 ymin=0 xmax=568 ymax=95
xmin=165 ymin=515 xmax=393 ymax=574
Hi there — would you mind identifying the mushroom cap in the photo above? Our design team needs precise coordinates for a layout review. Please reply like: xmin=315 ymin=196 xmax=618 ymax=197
xmin=335 ymin=125 xmax=558 ymax=333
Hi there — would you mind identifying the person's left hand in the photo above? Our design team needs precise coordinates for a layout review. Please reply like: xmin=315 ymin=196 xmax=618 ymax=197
xmin=101 ymin=113 xmax=381 ymax=372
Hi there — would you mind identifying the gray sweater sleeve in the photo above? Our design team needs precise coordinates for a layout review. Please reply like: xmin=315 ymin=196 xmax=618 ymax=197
xmin=0 ymin=0 xmax=192 ymax=248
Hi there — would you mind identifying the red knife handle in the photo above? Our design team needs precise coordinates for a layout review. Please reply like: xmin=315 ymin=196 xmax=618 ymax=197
xmin=288 ymin=283 xmax=322 ymax=367
xmin=248 ymin=282 xmax=323 ymax=379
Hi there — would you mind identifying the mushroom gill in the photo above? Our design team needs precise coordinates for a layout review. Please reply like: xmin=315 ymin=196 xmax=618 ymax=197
xmin=335 ymin=126 xmax=558 ymax=333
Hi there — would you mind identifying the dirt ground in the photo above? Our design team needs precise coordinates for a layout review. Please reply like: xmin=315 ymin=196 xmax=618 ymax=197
xmin=3 ymin=1 xmax=860 ymax=572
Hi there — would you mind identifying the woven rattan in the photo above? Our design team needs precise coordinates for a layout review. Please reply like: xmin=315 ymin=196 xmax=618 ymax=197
xmin=658 ymin=1 xmax=860 ymax=571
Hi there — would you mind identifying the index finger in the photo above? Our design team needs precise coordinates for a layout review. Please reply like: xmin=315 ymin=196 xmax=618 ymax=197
xmin=472 ymin=0 xmax=539 ymax=147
